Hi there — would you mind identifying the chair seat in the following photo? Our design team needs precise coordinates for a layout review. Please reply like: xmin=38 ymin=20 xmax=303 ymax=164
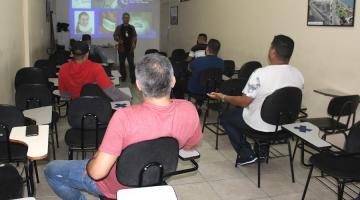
xmin=301 ymin=117 xmax=347 ymax=131
xmin=310 ymin=152 xmax=360 ymax=180
xmin=65 ymin=128 xmax=106 ymax=148
xmin=244 ymin=129 xmax=290 ymax=142
xmin=0 ymin=143 xmax=28 ymax=161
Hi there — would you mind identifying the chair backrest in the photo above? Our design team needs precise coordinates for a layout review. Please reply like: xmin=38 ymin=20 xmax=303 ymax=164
xmin=116 ymin=137 xmax=179 ymax=187
xmin=327 ymin=95 xmax=359 ymax=117
xmin=223 ymin=60 xmax=236 ymax=78
xmin=88 ymin=53 xmax=103 ymax=63
xmin=67 ymin=96 xmax=112 ymax=129
xmin=33 ymin=59 xmax=57 ymax=78
xmin=158 ymin=51 xmax=168 ymax=57
xmin=14 ymin=67 xmax=49 ymax=89
xmin=345 ymin=121 xmax=360 ymax=153
xmin=170 ymin=49 xmax=187 ymax=62
xmin=219 ymin=78 xmax=247 ymax=96
xmin=15 ymin=84 xmax=52 ymax=110
xmin=171 ymin=60 xmax=188 ymax=79
xmin=0 ymin=164 xmax=24 ymax=199
xmin=80 ymin=83 xmax=113 ymax=102
xmin=49 ymin=50 xmax=69 ymax=65
xmin=198 ymin=68 xmax=223 ymax=93
xmin=145 ymin=49 xmax=159 ymax=55
xmin=0 ymin=105 xmax=25 ymax=142
xmin=237 ymin=61 xmax=262 ymax=80
xmin=261 ymin=87 xmax=302 ymax=128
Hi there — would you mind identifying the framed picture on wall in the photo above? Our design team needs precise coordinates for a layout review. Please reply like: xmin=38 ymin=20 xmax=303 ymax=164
xmin=170 ymin=6 xmax=178 ymax=25
xmin=307 ymin=0 xmax=356 ymax=26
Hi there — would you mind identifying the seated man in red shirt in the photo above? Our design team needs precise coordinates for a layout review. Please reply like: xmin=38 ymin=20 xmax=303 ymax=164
xmin=44 ymin=53 xmax=203 ymax=199
xmin=59 ymin=40 xmax=127 ymax=100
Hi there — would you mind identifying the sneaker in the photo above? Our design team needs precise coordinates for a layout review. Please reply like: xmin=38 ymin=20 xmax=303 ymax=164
xmin=236 ymin=155 xmax=258 ymax=166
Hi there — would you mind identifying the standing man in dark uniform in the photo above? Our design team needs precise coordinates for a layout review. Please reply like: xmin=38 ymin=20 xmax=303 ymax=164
xmin=113 ymin=13 xmax=137 ymax=83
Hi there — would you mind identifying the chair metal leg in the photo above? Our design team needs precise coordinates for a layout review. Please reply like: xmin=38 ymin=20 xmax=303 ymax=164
xmin=337 ymin=180 xmax=345 ymax=200
xmin=29 ymin=161 xmax=35 ymax=196
xmin=215 ymin=117 xmax=220 ymax=150
xmin=302 ymin=165 xmax=313 ymax=200
xmin=257 ymin=142 xmax=261 ymax=188
xmin=24 ymin=163 xmax=31 ymax=197
xmin=54 ymin=122 xmax=59 ymax=148
xmin=68 ymin=149 xmax=73 ymax=160
xmin=202 ymin=108 xmax=208 ymax=133
xmin=292 ymin=137 xmax=299 ymax=158
xmin=287 ymin=140 xmax=295 ymax=183
xmin=50 ymin=129 xmax=56 ymax=160
xmin=34 ymin=161 xmax=40 ymax=183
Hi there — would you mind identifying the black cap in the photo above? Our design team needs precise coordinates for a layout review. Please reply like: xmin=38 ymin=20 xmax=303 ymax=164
xmin=71 ymin=41 xmax=89 ymax=55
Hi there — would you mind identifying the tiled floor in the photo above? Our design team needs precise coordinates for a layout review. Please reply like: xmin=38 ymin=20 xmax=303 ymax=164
xmin=18 ymin=81 xmax=356 ymax=200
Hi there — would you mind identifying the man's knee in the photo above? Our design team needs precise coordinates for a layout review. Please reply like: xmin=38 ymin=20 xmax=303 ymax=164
xmin=44 ymin=160 xmax=65 ymax=179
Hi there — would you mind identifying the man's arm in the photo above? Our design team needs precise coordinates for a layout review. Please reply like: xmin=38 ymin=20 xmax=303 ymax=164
xmin=87 ymin=151 xmax=117 ymax=180
xmin=131 ymin=25 xmax=137 ymax=50
xmin=113 ymin=26 xmax=120 ymax=42
xmin=207 ymin=92 xmax=253 ymax=107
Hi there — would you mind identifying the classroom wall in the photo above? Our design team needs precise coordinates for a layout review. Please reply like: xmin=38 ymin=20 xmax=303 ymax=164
xmin=0 ymin=0 xmax=50 ymax=104
xmin=167 ymin=0 xmax=360 ymax=118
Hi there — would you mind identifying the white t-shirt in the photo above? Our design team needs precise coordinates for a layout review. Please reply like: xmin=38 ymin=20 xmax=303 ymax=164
xmin=242 ymin=65 xmax=304 ymax=132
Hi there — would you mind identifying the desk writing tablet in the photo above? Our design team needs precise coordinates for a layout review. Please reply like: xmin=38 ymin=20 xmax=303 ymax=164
xmin=23 ymin=106 xmax=52 ymax=125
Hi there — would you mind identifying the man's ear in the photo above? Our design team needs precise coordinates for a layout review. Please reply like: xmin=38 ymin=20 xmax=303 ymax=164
xmin=171 ymin=76 xmax=176 ymax=88
xmin=136 ymin=80 xmax=142 ymax=91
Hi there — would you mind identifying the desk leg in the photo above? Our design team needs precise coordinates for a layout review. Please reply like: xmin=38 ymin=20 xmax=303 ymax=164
xmin=50 ymin=129 xmax=56 ymax=160
xmin=29 ymin=161 xmax=35 ymax=196
xmin=301 ymin=141 xmax=312 ymax=167
xmin=24 ymin=162 xmax=31 ymax=197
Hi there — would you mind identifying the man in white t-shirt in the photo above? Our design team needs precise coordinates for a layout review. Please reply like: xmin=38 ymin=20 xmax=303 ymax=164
xmin=208 ymin=35 xmax=304 ymax=166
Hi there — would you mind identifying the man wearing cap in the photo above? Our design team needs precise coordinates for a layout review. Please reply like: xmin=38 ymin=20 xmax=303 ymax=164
xmin=113 ymin=12 xmax=137 ymax=83
xmin=59 ymin=40 xmax=127 ymax=100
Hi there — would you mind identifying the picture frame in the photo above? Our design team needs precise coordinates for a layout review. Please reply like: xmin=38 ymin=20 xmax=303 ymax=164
xmin=170 ymin=6 xmax=178 ymax=25
xmin=307 ymin=0 xmax=356 ymax=26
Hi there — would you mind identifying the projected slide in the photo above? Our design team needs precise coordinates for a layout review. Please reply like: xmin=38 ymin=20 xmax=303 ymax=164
xmin=69 ymin=0 xmax=157 ymax=39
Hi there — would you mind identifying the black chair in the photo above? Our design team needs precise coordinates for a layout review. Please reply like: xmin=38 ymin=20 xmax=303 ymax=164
xmin=89 ymin=53 xmax=103 ymax=64
xmin=116 ymin=137 xmax=179 ymax=187
xmin=49 ymin=50 xmax=70 ymax=66
xmin=172 ymin=60 xmax=189 ymax=99
xmin=202 ymin=78 xmax=248 ymax=150
xmin=302 ymin=121 xmax=360 ymax=200
xmin=240 ymin=87 xmax=302 ymax=188
xmin=33 ymin=59 xmax=57 ymax=78
xmin=223 ymin=60 xmax=236 ymax=79
xmin=80 ymin=83 xmax=113 ymax=102
xmin=188 ymin=68 xmax=223 ymax=111
xmin=14 ymin=67 xmax=49 ymax=90
xmin=170 ymin=49 xmax=187 ymax=62
xmin=0 ymin=163 xmax=24 ymax=199
xmin=65 ymin=96 xmax=112 ymax=160
xmin=15 ymin=84 xmax=60 ymax=159
xmin=145 ymin=49 xmax=159 ymax=55
xmin=301 ymin=95 xmax=359 ymax=141
xmin=0 ymin=105 xmax=33 ymax=196
xmin=158 ymin=51 xmax=168 ymax=57
xmin=237 ymin=61 xmax=262 ymax=81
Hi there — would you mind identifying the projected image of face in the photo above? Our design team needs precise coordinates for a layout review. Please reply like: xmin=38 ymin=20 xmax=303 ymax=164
xmin=75 ymin=11 xmax=95 ymax=34
xmin=100 ymin=12 xmax=118 ymax=34
xmin=92 ymin=0 xmax=120 ymax=9
xmin=130 ymin=12 xmax=152 ymax=36
xmin=72 ymin=0 xmax=91 ymax=8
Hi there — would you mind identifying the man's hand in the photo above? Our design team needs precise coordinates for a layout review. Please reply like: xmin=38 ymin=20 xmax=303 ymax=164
xmin=207 ymin=92 xmax=224 ymax=101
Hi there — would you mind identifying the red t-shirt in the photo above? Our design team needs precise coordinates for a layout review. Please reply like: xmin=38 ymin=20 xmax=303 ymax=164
xmin=59 ymin=60 xmax=113 ymax=98
xmin=96 ymin=99 xmax=203 ymax=198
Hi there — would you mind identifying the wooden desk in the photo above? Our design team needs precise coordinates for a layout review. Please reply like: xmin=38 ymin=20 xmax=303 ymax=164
xmin=10 ymin=125 xmax=49 ymax=161
xmin=283 ymin=122 xmax=331 ymax=167
xmin=314 ymin=88 xmax=349 ymax=97
xmin=111 ymin=70 xmax=121 ymax=78
xmin=10 ymin=125 xmax=49 ymax=196
xmin=23 ymin=106 xmax=52 ymax=125
xmin=117 ymin=185 xmax=177 ymax=200
xmin=111 ymin=101 xmax=131 ymax=110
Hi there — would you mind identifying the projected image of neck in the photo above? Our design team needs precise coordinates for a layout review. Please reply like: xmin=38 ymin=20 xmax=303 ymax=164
xmin=70 ymin=0 xmax=157 ymax=40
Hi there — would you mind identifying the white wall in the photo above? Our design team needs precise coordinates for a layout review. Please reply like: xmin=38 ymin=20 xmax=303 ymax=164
xmin=0 ymin=0 xmax=50 ymax=104
xmin=55 ymin=0 xmax=160 ymax=62
xmin=168 ymin=0 xmax=360 ymax=119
